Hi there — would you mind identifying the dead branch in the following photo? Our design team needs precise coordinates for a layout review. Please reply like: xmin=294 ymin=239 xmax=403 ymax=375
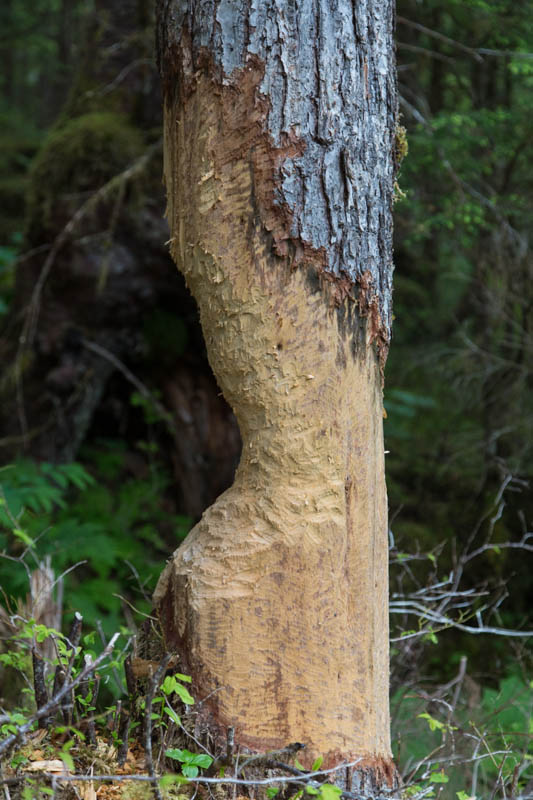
xmin=144 ymin=652 xmax=172 ymax=800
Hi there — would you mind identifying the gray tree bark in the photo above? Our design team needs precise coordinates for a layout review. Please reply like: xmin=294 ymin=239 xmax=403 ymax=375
xmin=155 ymin=0 xmax=398 ymax=794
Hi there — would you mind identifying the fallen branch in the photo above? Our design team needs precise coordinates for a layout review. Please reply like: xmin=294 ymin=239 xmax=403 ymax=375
xmin=0 ymin=759 xmax=401 ymax=800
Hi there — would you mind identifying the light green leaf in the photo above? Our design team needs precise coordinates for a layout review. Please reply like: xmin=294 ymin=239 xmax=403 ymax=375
xmin=320 ymin=784 xmax=342 ymax=800
xmin=189 ymin=754 xmax=213 ymax=768
xmin=164 ymin=707 xmax=181 ymax=726
xmin=165 ymin=748 xmax=186 ymax=762
xmin=174 ymin=683 xmax=195 ymax=705
xmin=182 ymin=764 xmax=199 ymax=778
xmin=429 ymin=769 xmax=449 ymax=784
xmin=173 ymin=672 xmax=192 ymax=683
xmin=13 ymin=528 xmax=35 ymax=548
xmin=418 ymin=712 xmax=444 ymax=732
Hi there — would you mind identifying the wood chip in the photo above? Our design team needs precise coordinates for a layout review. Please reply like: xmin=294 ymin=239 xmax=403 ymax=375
xmin=26 ymin=759 xmax=67 ymax=773
xmin=77 ymin=781 xmax=97 ymax=800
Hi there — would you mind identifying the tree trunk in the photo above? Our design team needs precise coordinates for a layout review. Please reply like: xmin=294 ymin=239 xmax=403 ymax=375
xmin=154 ymin=0 xmax=398 ymax=791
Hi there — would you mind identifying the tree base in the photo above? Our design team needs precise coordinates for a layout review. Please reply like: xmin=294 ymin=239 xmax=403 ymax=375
xmin=137 ymin=617 xmax=400 ymax=799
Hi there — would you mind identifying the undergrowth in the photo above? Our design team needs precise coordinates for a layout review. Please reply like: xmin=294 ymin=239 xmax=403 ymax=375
xmin=0 ymin=446 xmax=191 ymax=637
xmin=1 ymin=460 xmax=532 ymax=799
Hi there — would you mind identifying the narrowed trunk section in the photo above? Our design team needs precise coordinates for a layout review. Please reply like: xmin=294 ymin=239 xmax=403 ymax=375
xmin=154 ymin=0 xmax=397 ymax=790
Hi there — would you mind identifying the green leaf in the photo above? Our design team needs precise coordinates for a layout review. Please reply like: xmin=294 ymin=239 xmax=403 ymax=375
xmin=182 ymin=765 xmax=199 ymax=778
xmin=174 ymin=683 xmax=195 ymax=705
xmin=165 ymin=748 xmax=186 ymax=762
xmin=312 ymin=757 xmax=323 ymax=771
xmin=60 ymin=741 xmax=75 ymax=772
xmin=418 ymin=712 xmax=444 ymax=732
xmin=13 ymin=527 xmax=35 ymax=548
xmin=189 ymin=754 xmax=213 ymax=769
xmin=173 ymin=672 xmax=192 ymax=683
xmin=164 ymin=707 xmax=181 ymax=726
xmin=266 ymin=788 xmax=280 ymax=799
xmin=319 ymin=785 xmax=342 ymax=800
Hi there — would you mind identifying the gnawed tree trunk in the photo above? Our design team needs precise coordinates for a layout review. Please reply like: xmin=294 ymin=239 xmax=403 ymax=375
xmin=154 ymin=0 xmax=398 ymax=792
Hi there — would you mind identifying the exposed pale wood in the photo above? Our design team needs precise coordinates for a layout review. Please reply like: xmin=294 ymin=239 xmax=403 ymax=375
xmin=154 ymin=60 xmax=393 ymax=778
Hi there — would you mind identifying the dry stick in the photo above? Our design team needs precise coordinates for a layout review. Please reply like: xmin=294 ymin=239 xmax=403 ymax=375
xmin=51 ymin=666 xmax=66 ymax=721
xmin=144 ymin=653 xmax=172 ymax=800
xmin=117 ymin=709 xmax=131 ymax=767
xmin=226 ymin=726 xmax=235 ymax=764
xmin=78 ymin=656 xmax=97 ymax=745
xmin=0 ymin=632 xmax=120 ymax=758
xmin=66 ymin=612 xmax=83 ymax=654
xmin=0 ymin=762 xmax=11 ymax=800
xmin=124 ymin=654 xmax=138 ymax=712
xmin=59 ymin=611 xmax=84 ymax=725
xmin=113 ymin=701 xmax=122 ymax=733
xmin=31 ymin=651 xmax=49 ymax=725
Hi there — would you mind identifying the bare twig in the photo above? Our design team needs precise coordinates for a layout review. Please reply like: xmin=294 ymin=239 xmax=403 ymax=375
xmin=124 ymin=653 xmax=138 ymax=714
xmin=0 ymin=764 xmax=10 ymax=800
xmin=82 ymin=339 xmax=177 ymax=435
xmin=78 ymin=656 xmax=97 ymax=745
xmin=396 ymin=15 xmax=484 ymax=61
xmin=144 ymin=653 xmax=172 ymax=800
xmin=32 ymin=651 xmax=49 ymax=726
xmin=94 ymin=58 xmax=154 ymax=97
xmin=226 ymin=726 xmax=235 ymax=764
xmin=117 ymin=709 xmax=131 ymax=767
xmin=66 ymin=612 xmax=83 ymax=654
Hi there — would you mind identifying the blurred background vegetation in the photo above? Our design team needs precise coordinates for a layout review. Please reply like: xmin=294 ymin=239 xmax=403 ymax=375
xmin=0 ymin=0 xmax=532 ymax=795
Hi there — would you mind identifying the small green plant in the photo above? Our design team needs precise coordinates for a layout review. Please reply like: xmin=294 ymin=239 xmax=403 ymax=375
xmin=165 ymin=747 xmax=213 ymax=778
